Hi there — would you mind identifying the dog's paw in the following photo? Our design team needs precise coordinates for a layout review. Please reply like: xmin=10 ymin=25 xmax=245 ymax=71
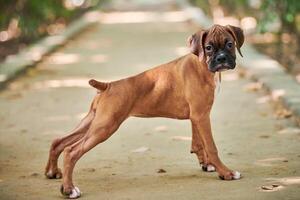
xmin=45 ymin=168 xmax=62 ymax=179
xmin=60 ymin=185 xmax=81 ymax=199
xmin=201 ymin=164 xmax=216 ymax=172
xmin=219 ymin=171 xmax=241 ymax=180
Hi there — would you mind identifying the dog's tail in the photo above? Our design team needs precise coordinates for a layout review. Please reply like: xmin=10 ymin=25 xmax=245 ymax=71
xmin=89 ymin=79 xmax=108 ymax=91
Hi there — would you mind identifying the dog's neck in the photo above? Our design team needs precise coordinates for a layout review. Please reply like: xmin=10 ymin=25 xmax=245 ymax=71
xmin=214 ymin=72 xmax=221 ymax=94
xmin=198 ymin=59 xmax=216 ymax=88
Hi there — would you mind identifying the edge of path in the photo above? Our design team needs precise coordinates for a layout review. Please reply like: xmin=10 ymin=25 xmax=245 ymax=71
xmin=177 ymin=0 xmax=300 ymax=126
xmin=0 ymin=10 xmax=100 ymax=89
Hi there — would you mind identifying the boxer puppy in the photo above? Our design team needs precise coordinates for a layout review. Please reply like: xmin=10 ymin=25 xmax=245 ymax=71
xmin=45 ymin=24 xmax=244 ymax=199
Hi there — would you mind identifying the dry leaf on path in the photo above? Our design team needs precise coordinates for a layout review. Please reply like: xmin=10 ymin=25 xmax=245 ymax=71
xmin=243 ymin=82 xmax=262 ymax=92
xmin=275 ymin=109 xmax=292 ymax=119
xmin=157 ymin=169 xmax=166 ymax=173
xmin=154 ymin=125 xmax=168 ymax=132
xmin=131 ymin=146 xmax=149 ymax=153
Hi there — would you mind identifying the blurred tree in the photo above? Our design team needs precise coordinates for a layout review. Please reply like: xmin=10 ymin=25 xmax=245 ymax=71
xmin=0 ymin=0 xmax=101 ymax=41
xmin=190 ymin=0 xmax=300 ymax=39
xmin=259 ymin=0 xmax=300 ymax=43
xmin=190 ymin=0 xmax=300 ymax=72
xmin=0 ymin=0 xmax=101 ymax=61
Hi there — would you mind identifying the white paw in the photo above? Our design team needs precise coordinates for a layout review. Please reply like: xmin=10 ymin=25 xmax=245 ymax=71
xmin=207 ymin=164 xmax=216 ymax=172
xmin=69 ymin=187 xmax=81 ymax=199
xmin=232 ymin=171 xmax=241 ymax=180
xmin=201 ymin=163 xmax=216 ymax=172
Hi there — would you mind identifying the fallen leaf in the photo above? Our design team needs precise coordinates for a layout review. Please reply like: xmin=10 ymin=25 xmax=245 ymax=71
xmin=260 ymin=184 xmax=284 ymax=192
xmin=5 ymin=92 xmax=23 ymax=100
xmin=261 ymin=185 xmax=273 ymax=190
xmin=154 ymin=126 xmax=168 ymax=132
xmin=259 ymin=135 xmax=270 ymax=139
xmin=238 ymin=70 xmax=247 ymax=78
xmin=275 ymin=109 xmax=292 ymax=119
xmin=259 ymin=112 xmax=268 ymax=117
xmin=157 ymin=169 xmax=166 ymax=173
xmin=243 ymin=82 xmax=262 ymax=92
xmin=83 ymin=168 xmax=96 ymax=172
xmin=30 ymin=172 xmax=40 ymax=177
xmin=131 ymin=146 xmax=149 ymax=153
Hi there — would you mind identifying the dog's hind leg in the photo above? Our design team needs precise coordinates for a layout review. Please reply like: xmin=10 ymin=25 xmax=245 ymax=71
xmin=45 ymin=108 xmax=95 ymax=179
xmin=191 ymin=123 xmax=216 ymax=172
xmin=60 ymin=100 xmax=129 ymax=198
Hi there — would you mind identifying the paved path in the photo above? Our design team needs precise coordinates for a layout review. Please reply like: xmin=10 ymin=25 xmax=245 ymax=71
xmin=0 ymin=1 xmax=299 ymax=199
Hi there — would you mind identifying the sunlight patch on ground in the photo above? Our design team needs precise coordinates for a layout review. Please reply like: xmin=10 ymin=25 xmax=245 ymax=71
xmin=25 ymin=46 xmax=47 ymax=61
xmin=90 ymin=54 xmax=108 ymax=63
xmin=271 ymin=89 xmax=285 ymax=100
xmin=171 ymin=136 xmax=191 ymax=141
xmin=48 ymin=53 xmax=80 ymax=65
xmin=33 ymin=78 xmax=90 ymax=89
xmin=100 ymin=11 xmax=189 ymax=24
xmin=252 ymin=59 xmax=281 ymax=69
xmin=83 ymin=11 xmax=101 ymax=23
xmin=44 ymin=35 xmax=66 ymax=46
xmin=277 ymin=127 xmax=300 ymax=135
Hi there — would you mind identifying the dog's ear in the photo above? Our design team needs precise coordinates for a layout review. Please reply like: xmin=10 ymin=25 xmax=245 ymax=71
xmin=187 ymin=30 xmax=207 ymax=59
xmin=226 ymin=25 xmax=244 ymax=57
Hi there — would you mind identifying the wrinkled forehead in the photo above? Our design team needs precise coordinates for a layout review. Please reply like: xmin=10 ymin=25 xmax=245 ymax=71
xmin=205 ymin=25 xmax=234 ymax=46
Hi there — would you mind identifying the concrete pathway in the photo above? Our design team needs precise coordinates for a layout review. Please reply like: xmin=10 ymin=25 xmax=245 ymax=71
xmin=0 ymin=1 xmax=299 ymax=199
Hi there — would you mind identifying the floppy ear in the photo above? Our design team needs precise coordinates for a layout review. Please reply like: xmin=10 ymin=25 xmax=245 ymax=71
xmin=226 ymin=25 xmax=244 ymax=57
xmin=187 ymin=30 xmax=207 ymax=59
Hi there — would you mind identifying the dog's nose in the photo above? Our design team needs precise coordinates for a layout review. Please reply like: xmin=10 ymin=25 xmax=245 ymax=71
xmin=216 ymin=54 xmax=227 ymax=63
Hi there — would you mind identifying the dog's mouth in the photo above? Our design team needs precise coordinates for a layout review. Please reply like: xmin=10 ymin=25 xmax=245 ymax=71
xmin=214 ymin=64 xmax=232 ymax=72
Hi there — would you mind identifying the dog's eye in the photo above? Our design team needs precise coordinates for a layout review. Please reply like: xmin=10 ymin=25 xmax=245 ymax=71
xmin=226 ymin=42 xmax=233 ymax=49
xmin=205 ymin=45 xmax=213 ymax=52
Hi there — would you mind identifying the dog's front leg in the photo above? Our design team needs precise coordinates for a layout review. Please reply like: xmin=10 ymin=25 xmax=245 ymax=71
xmin=191 ymin=123 xmax=216 ymax=172
xmin=191 ymin=115 xmax=241 ymax=180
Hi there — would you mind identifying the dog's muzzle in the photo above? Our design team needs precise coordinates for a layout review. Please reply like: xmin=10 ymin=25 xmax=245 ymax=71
xmin=209 ymin=52 xmax=235 ymax=73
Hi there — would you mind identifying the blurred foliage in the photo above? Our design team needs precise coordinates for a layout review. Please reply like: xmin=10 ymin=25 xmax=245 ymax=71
xmin=259 ymin=0 xmax=300 ymax=34
xmin=191 ymin=0 xmax=300 ymax=73
xmin=0 ymin=0 xmax=101 ymax=41
xmin=190 ymin=0 xmax=300 ymax=38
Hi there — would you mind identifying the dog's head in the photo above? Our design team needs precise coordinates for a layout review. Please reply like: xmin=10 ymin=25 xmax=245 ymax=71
xmin=188 ymin=24 xmax=244 ymax=73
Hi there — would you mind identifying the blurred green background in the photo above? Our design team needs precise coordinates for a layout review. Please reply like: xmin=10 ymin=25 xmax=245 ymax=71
xmin=0 ymin=0 xmax=102 ymax=61
xmin=0 ymin=0 xmax=300 ymax=74
xmin=191 ymin=0 xmax=300 ymax=74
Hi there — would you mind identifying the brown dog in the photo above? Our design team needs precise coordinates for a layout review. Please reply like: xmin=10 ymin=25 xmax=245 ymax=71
xmin=45 ymin=24 xmax=244 ymax=198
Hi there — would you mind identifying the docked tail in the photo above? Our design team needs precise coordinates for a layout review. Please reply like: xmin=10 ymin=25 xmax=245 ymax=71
xmin=89 ymin=79 xmax=108 ymax=91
